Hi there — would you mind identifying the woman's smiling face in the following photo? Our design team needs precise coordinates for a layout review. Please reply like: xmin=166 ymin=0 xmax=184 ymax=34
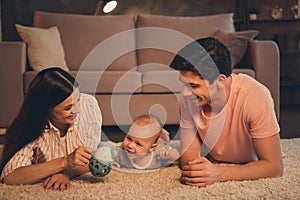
xmin=49 ymin=88 xmax=81 ymax=126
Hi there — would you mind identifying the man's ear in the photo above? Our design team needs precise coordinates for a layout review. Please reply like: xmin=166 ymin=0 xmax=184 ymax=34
xmin=149 ymin=143 xmax=157 ymax=152
xmin=216 ymin=74 xmax=226 ymax=88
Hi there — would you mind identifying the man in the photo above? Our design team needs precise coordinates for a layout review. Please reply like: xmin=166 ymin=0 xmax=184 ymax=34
xmin=169 ymin=37 xmax=283 ymax=187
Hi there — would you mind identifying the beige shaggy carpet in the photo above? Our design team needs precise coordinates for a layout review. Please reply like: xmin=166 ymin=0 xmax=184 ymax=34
xmin=0 ymin=138 xmax=299 ymax=200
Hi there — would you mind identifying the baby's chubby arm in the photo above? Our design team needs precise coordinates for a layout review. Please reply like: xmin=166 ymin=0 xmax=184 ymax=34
xmin=157 ymin=140 xmax=181 ymax=161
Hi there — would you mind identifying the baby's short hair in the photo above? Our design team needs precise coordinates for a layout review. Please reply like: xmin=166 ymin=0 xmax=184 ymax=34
xmin=134 ymin=115 xmax=160 ymax=126
xmin=129 ymin=115 xmax=162 ymax=143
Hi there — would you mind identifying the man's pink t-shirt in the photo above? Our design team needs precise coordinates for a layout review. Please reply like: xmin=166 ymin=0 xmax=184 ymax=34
xmin=180 ymin=73 xmax=280 ymax=163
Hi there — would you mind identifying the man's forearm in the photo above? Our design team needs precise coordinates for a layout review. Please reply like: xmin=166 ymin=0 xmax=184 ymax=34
xmin=218 ymin=135 xmax=283 ymax=182
xmin=179 ymin=127 xmax=201 ymax=168
xmin=180 ymin=150 xmax=200 ymax=169
xmin=218 ymin=159 xmax=283 ymax=182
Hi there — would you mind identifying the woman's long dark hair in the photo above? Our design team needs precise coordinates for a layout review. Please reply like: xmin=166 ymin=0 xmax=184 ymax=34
xmin=0 ymin=67 xmax=79 ymax=173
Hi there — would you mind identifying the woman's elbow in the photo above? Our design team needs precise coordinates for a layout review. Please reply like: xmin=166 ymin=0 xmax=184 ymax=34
xmin=2 ymin=176 xmax=17 ymax=185
xmin=2 ymin=175 xmax=38 ymax=185
xmin=2 ymin=173 xmax=25 ymax=185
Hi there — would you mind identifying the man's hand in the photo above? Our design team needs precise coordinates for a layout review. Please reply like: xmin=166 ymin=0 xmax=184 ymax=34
xmin=180 ymin=157 xmax=221 ymax=187
xmin=66 ymin=146 xmax=91 ymax=168
xmin=42 ymin=173 xmax=70 ymax=191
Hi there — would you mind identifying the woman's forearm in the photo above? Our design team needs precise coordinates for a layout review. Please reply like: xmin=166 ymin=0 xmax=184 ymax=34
xmin=3 ymin=157 xmax=67 ymax=185
xmin=64 ymin=165 xmax=89 ymax=179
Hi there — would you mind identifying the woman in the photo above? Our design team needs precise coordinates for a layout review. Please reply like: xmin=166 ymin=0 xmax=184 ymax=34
xmin=0 ymin=67 xmax=102 ymax=191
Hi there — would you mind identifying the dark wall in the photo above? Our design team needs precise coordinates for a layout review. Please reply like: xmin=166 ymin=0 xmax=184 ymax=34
xmin=1 ymin=0 xmax=240 ymax=41
xmin=115 ymin=0 xmax=238 ymax=16
xmin=1 ymin=0 xmax=99 ymax=41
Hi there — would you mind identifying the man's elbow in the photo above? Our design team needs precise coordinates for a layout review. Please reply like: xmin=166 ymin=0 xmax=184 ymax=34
xmin=271 ymin=162 xmax=284 ymax=178
xmin=276 ymin=164 xmax=284 ymax=177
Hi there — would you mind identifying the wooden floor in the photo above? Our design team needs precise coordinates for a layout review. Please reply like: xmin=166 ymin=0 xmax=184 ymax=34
xmin=0 ymin=106 xmax=299 ymax=144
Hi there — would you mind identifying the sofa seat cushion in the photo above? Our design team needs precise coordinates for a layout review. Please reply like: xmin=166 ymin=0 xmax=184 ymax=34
xmin=136 ymin=13 xmax=235 ymax=72
xmin=142 ymin=70 xmax=182 ymax=93
xmin=73 ymin=71 xmax=142 ymax=94
xmin=23 ymin=71 xmax=142 ymax=94
xmin=34 ymin=11 xmax=137 ymax=71
xmin=96 ymin=93 xmax=180 ymax=125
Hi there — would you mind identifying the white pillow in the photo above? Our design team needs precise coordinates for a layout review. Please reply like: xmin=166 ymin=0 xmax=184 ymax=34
xmin=15 ymin=24 xmax=69 ymax=71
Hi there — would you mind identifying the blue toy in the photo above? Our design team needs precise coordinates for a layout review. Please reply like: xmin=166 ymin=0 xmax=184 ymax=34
xmin=89 ymin=142 xmax=117 ymax=177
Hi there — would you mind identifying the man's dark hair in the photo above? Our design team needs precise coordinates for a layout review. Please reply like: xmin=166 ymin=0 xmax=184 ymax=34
xmin=170 ymin=37 xmax=232 ymax=83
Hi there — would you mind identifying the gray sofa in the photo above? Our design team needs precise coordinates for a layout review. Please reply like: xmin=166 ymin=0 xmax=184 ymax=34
xmin=0 ymin=11 xmax=280 ymax=128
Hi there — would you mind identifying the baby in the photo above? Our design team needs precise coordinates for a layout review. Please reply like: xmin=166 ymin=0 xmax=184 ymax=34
xmin=113 ymin=115 xmax=180 ymax=170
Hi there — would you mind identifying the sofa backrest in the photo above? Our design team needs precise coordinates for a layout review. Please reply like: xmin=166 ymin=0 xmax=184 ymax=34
xmin=34 ymin=11 xmax=137 ymax=71
xmin=136 ymin=13 xmax=235 ymax=72
xmin=32 ymin=11 xmax=255 ymax=76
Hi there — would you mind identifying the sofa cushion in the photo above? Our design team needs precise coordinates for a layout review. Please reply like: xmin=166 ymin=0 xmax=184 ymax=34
xmin=95 ymin=93 xmax=180 ymax=126
xmin=34 ymin=11 xmax=137 ymax=71
xmin=142 ymin=70 xmax=182 ymax=93
xmin=136 ymin=13 xmax=235 ymax=72
xmin=23 ymin=71 xmax=142 ymax=94
xmin=213 ymin=30 xmax=259 ymax=68
xmin=15 ymin=24 xmax=69 ymax=71
xmin=73 ymin=71 xmax=142 ymax=93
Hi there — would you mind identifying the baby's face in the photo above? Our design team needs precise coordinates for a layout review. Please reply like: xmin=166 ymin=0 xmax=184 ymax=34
xmin=122 ymin=134 xmax=156 ymax=158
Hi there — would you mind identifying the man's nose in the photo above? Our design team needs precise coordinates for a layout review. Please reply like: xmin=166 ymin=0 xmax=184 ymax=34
xmin=182 ymin=85 xmax=193 ymax=97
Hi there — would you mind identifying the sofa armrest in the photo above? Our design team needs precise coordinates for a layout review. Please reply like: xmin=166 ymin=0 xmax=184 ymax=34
xmin=0 ymin=42 xmax=27 ymax=127
xmin=249 ymin=40 xmax=280 ymax=120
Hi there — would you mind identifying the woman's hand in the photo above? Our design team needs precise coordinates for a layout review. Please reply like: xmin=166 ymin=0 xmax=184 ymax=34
xmin=42 ymin=173 xmax=70 ymax=191
xmin=66 ymin=146 xmax=91 ymax=168
xmin=180 ymin=157 xmax=221 ymax=187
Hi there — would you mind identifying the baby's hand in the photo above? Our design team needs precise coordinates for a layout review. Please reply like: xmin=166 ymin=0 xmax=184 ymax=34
xmin=157 ymin=147 xmax=180 ymax=161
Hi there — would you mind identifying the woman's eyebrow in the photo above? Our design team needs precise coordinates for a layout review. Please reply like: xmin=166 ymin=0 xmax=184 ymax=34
xmin=64 ymin=94 xmax=81 ymax=109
